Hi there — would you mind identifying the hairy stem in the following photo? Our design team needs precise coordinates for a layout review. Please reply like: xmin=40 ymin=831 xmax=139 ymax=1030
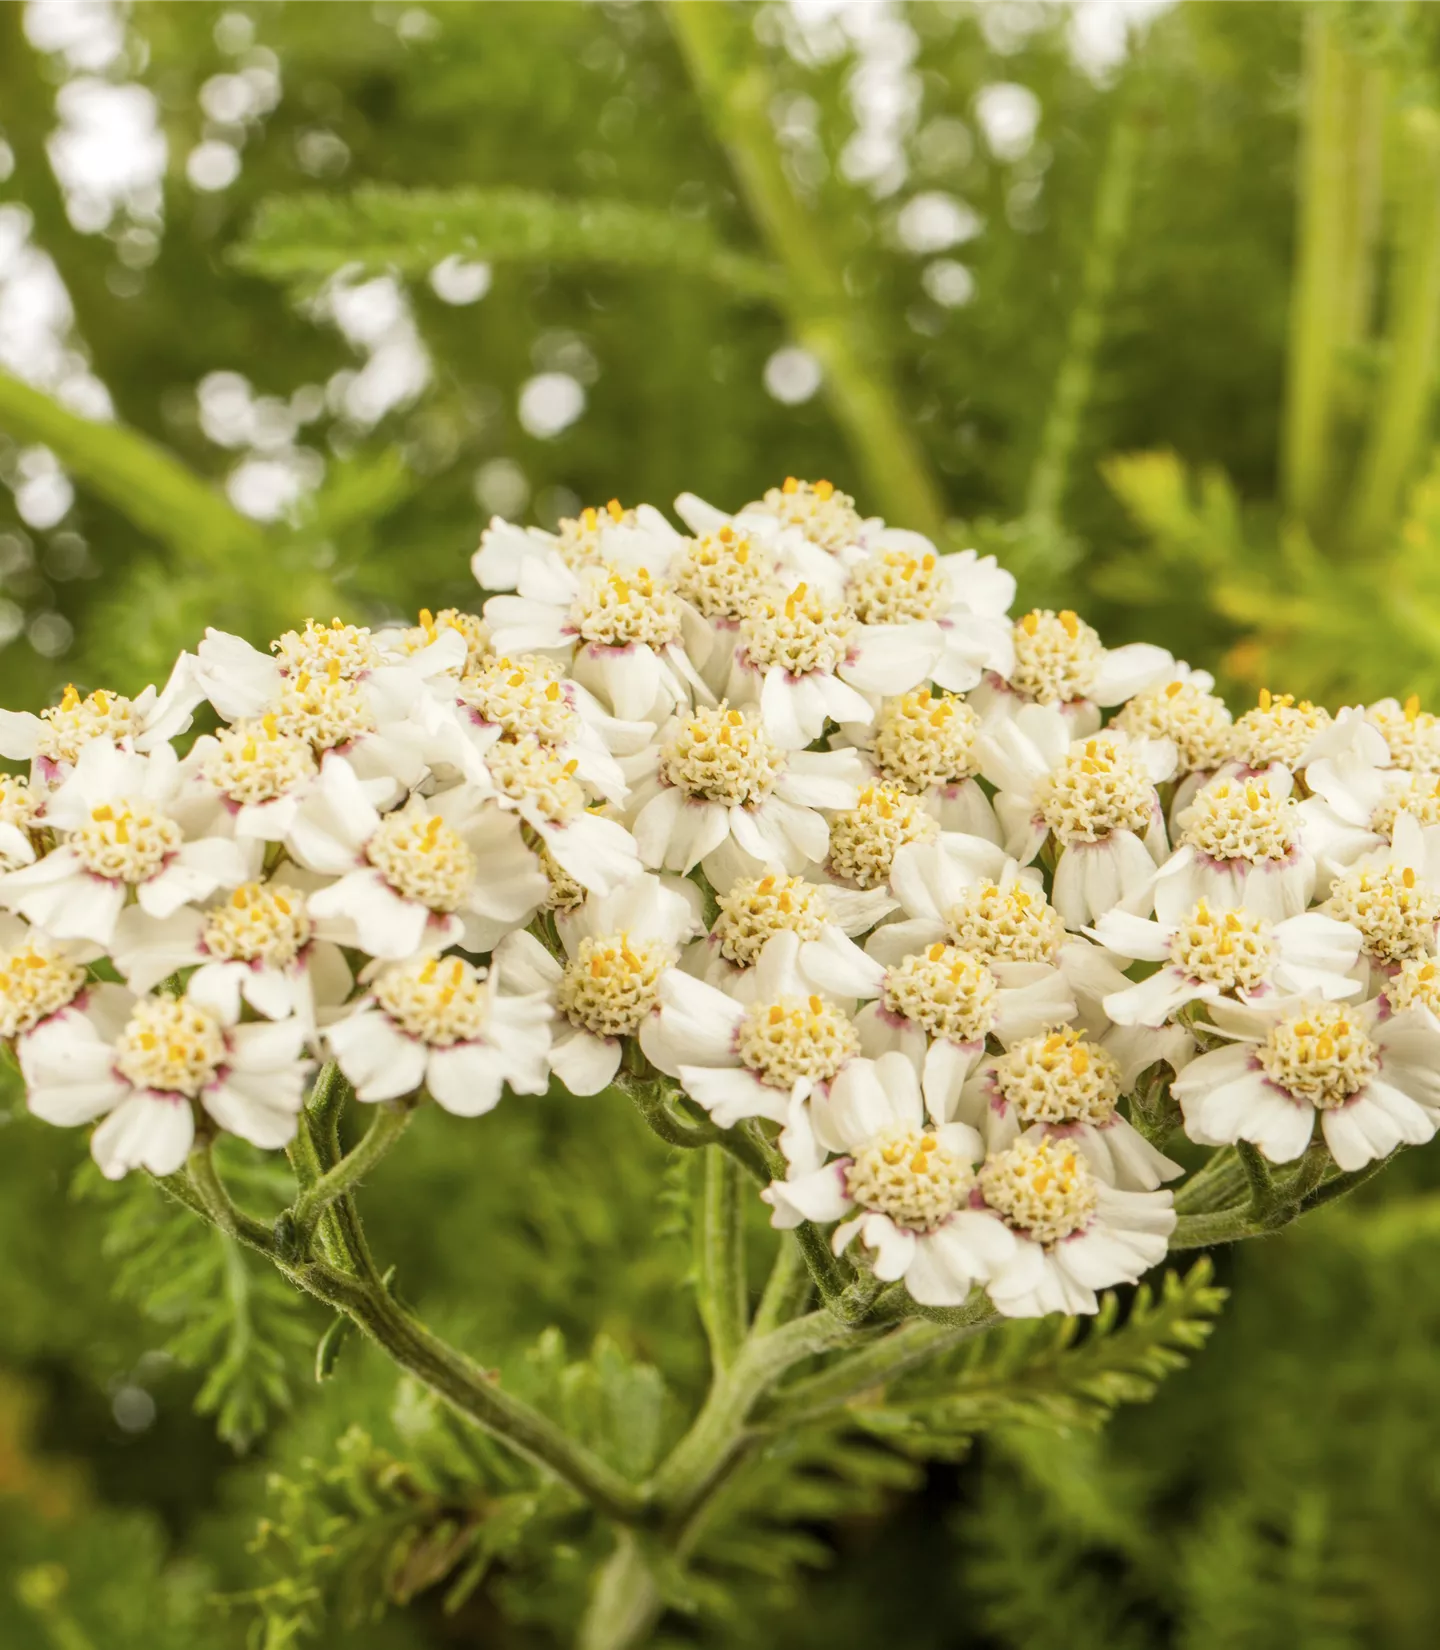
xmin=695 ymin=1147 xmax=748 ymax=1367
xmin=751 ymin=1231 xmax=812 ymax=1336
xmin=290 ymin=1101 xmax=411 ymax=1247
xmin=666 ymin=0 xmax=946 ymax=537
xmin=176 ymin=1144 xmax=650 ymax=1523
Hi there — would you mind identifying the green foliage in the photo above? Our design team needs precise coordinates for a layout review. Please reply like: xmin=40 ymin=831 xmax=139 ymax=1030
xmin=235 ymin=186 xmax=781 ymax=299
xmin=76 ymin=1150 xmax=314 ymax=1451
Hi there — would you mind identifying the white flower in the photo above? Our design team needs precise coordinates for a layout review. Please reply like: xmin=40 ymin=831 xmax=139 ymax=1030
xmin=1363 ymin=694 xmax=1440 ymax=771
xmin=473 ymin=500 xmax=684 ymax=592
xmin=957 ymin=1026 xmax=1183 ymax=1191
xmin=0 ymin=656 xmax=204 ymax=787
xmin=1152 ymin=769 xmax=1315 ymax=924
xmin=979 ymin=706 xmax=1173 ymax=928
xmin=1301 ymin=750 xmax=1440 ymax=884
xmin=975 ymin=1127 xmax=1177 ymax=1317
xmin=685 ymin=871 xmax=895 ymax=1002
xmin=483 ymin=553 xmax=712 ymax=724
xmin=0 ymin=915 xmax=100 ymax=1040
xmin=1091 ymin=902 xmax=1363 ymax=1025
xmin=724 ymin=580 xmax=941 ymax=751
xmin=1173 ymin=997 xmax=1440 ymax=1170
xmin=675 ymin=476 xmax=870 ymax=556
xmin=0 ymin=740 xmax=249 ymax=946
xmin=836 ymin=687 xmax=1002 ymax=843
xmin=21 ymin=977 xmax=311 ymax=1178
xmin=176 ymin=714 xmax=326 ymax=844
xmin=327 ymin=951 xmax=551 ymax=1114
xmin=0 ymin=773 xmax=43 ymax=871
xmin=1111 ymin=668 xmax=1233 ymax=777
xmin=647 ymin=931 xmax=861 ymax=1127
xmin=494 ymin=873 xmax=703 ymax=1095
xmin=667 ymin=524 xmax=786 ymax=693
xmin=109 ymin=880 xmax=352 ymax=1032
xmin=970 ymin=607 xmax=1173 ymax=732
xmin=798 ymin=931 xmax=1075 ymax=1120
xmin=286 ymin=759 xmax=548 ymax=957
xmin=624 ymin=704 xmax=866 ymax=888
xmin=764 ymin=1052 xmax=1015 ymax=1308
xmin=1226 ymin=689 xmax=1338 ymax=775
xmin=1316 ymin=819 xmax=1440 ymax=983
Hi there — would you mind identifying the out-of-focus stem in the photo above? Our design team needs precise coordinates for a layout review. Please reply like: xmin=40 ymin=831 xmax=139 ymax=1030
xmin=1344 ymin=107 xmax=1440 ymax=552
xmin=695 ymin=1147 xmax=749 ymax=1368
xmin=1024 ymin=91 xmax=1144 ymax=528
xmin=666 ymin=1 xmax=947 ymax=538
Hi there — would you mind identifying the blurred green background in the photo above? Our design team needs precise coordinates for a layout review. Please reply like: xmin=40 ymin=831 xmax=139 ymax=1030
xmin=6 ymin=2 xmax=1440 ymax=1646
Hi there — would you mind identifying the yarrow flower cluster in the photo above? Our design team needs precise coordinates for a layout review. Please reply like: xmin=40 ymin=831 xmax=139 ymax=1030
xmin=5 ymin=474 xmax=1437 ymax=1321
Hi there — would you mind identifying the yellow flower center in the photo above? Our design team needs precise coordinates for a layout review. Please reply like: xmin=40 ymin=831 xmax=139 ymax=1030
xmin=994 ymin=1027 xmax=1120 ymax=1126
xmin=1168 ymin=900 xmax=1276 ymax=991
xmin=1368 ymin=695 xmax=1440 ymax=772
xmin=670 ymin=525 xmax=775 ymax=621
xmin=847 ymin=548 xmax=949 ymax=624
xmin=272 ymin=617 xmax=380 ymax=680
xmin=269 ymin=669 xmax=376 ymax=753
xmin=979 ymin=1135 xmax=1099 ymax=1246
xmin=486 ymin=736 xmax=586 ymax=823
xmin=1009 ymin=609 xmax=1103 ymax=706
xmin=871 ymin=690 xmax=980 ymax=792
xmin=400 ymin=607 xmax=490 ymax=673
xmin=70 ymin=800 xmax=183 ymax=884
xmin=1036 ymin=734 xmax=1157 ymax=843
xmin=660 ymin=704 xmax=784 ymax=807
xmin=201 ymin=714 xmax=318 ymax=806
xmin=1114 ymin=678 xmax=1232 ymax=772
xmin=1177 ymin=775 xmax=1300 ymax=864
xmin=739 ymin=583 xmax=856 ymax=677
xmin=36 ymin=685 xmax=140 ymax=765
xmin=1321 ymin=862 xmax=1440 ymax=964
xmin=1385 ymin=954 xmax=1440 ymax=1015
xmin=759 ymin=476 xmax=863 ymax=552
xmin=558 ymin=933 xmax=674 ymax=1037
xmin=114 ymin=996 xmax=226 ymax=1097
xmin=1256 ymin=1004 xmax=1378 ymax=1109
xmin=203 ymin=882 xmax=312 ymax=967
xmin=827 ymin=784 xmax=938 ymax=889
xmin=1369 ymin=771 xmax=1440 ymax=837
xmin=554 ymin=500 xmax=636 ymax=571
xmin=845 ymin=1128 xmax=973 ymax=1232
xmin=882 ymin=942 xmax=1000 ymax=1042
xmin=713 ymin=874 xmax=830 ymax=967
xmin=944 ymin=878 xmax=1066 ymax=965
xmin=570 ymin=564 xmax=683 ymax=648
xmin=736 ymin=993 xmax=860 ymax=1088
xmin=372 ymin=953 xmax=492 ymax=1046
xmin=459 ymin=654 xmax=576 ymax=744
xmin=1229 ymin=689 xmax=1331 ymax=770
xmin=0 ymin=943 xmax=87 ymax=1037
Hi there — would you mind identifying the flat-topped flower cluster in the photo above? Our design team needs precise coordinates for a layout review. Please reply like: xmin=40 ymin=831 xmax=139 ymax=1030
xmin=6 ymin=475 xmax=1440 ymax=1318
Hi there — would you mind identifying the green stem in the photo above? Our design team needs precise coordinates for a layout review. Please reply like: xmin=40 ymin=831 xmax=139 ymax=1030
xmin=1344 ymin=106 xmax=1440 ymax=551
xmin=289 ymin=1102 xmax=412 ymax=1247
xmin=665 ymin=0 xmax=946 ymax=537
xmin=578 ymin=1532 xmax=663 ymax=1650
xmin=177 ymin=1146 xmax=650 ymax=1523
xmin=761 ymin=1308 xmax=998 ymax=1428
xmin=649 ymin=1311 xmax=862 ymax=1525
xmin=1173 ymin=1147 xmax=1245 ymax=1214
xmin=1025 ymin=88 xmax=1144 ymax=528
xmin=1284 ymin=11 xmax=1356 ymax=525
xmin=695 ymin=1147 xmax=748 ymax=1368
xmin=1236 ymin=1140 xmax=1281 ymax=1222
xmin=751 ymin=1231 xmax=812 ymax=1336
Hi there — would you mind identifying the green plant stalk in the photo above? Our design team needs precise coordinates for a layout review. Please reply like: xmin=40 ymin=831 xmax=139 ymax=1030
xmin=177 ymin=1142 xmax=649 ymax=1524
xmin=695 ymin=1147 xmax=748 ymax=1368
xmin=665 ymin=0 xmax=947 ymax=539
xmin=578 ymin=1532 xmax=663 ymax=1650
xmin=1283 ymin=12 xmax=1355 ymax=525
xmin=0 ymin=367 xmax=266 ymax=564
xmin=1344 ymin=107 xmax=1440 ymax=552
xmin=1024 ymin=90 xmax=1144 ymax=527
xmin=289 ymin=1101 xmax=412 ymax=1248
xmin=751 ymin=1230 xmax=812 ymax=1335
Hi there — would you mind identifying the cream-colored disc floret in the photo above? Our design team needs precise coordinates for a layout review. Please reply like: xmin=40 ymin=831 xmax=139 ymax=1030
xmin=1321 ymin=863 xmax=1440 ymax=965
xmin=737 ymin=993 xmax=860 ymax=1089
xmin=401 ymin=607 xmax=490 ymax=673
xmin=1177 ymin=775 xmax=1299 ymax=864
xmin=202 ymin=714 xmax=319 ymax=805
xmin=847 ymin=548 xmax=949 ymax=624
xmin=1168 ymin=901 xmax=1276 ymax=991
xmin=845 ymin=1128 xmax=973 ymax=1232
xmin=712 ymin=874 xmax=830 ymax=967
xmin=660 ymin=704 xmax=783 ymax=807
xmin=554 ymin=500 xmax=636 ymax=571
xmin=273 ymin=618 xmax=380 ymax=680
xmin=739 ymin=583 xmax=855 ymax=677
xmin=36 ymin=685 xmax=142 ymax=765
xmin=1037 ymin=735 xmax=1156 ymax=843
xmin=883 ymin=942 xmax=999 ymax=1042
xmin=203 ymin=882 xmax=312 ymax=967
xmin=115 ymin=997 xmax=226 ymax=1097
xmin=0 ymin=942 xmax=87 ymax=1038
xmin=70 ymin=799 xmax=183 ymax=883
xmin=1255 ymin=1003 xmax=1377 ymax=1109
xmin=1229 ymin=689 xmax=1331 ymax=770
xmin=558 ymin=933 xmax=674 ymax=1038
xmin=1368 ymin=695 xmax=1440 ymax=772
xmin=366 ymin=809 xmax=477 ymax=911
xmin=459 ymin=654 xmax=577 ymax=744
xmin=569 ymin=564 xmax=683 ymax=649
xmin=758 ymin=476 xmax=863 ymax=552
xmin=270 ymin=668 xmax=377 ymax=752
xmin=871 ymin=690 xmax=980 ymax=793
xmin=0 ymin=775 xmax=40 ymax=860
xmin=1009 ymin=609 xmax=1103 ymax=706
xmin=1370 ymin=771 xmax=1440 ymax=836
xmin=828 ymin=784 xmax=938 ymax=889
xmin=994 ymin=1027 xmax=1120 ymax=1126
xmin=946 ymin=877 xmax=1066 ymax=965
xmin=373 ymin=953 xmax=491 ymax=1046
xmin=670 ymin=526 xmax=774 ymax=621
xmin=538 ymin=843 xmax=585 ymax=913
xmin=1385 ymin=954 xmax=1440 ymax=1015
xmin=486 ymin=736 xmax=586 ymax=823
xmin=1114 ymin=678 xmax=1232 ymax=772
xmin=979 ymin=1134 xmax=1099 ymax=1245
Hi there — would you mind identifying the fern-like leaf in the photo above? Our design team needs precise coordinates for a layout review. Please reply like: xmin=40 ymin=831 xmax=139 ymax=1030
xmin=233 ymin=185 xmax=782 ymax=298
